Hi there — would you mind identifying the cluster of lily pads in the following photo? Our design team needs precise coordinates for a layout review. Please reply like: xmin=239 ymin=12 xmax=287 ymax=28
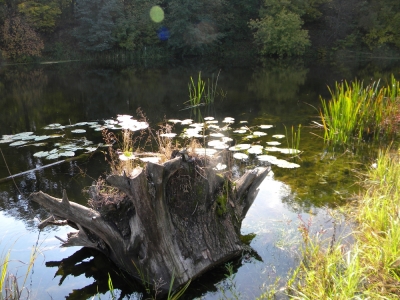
xmin=0 ymin=115 xmax=149 ymax=161
xmin=162 ymin=116 xmax=301 ymax=169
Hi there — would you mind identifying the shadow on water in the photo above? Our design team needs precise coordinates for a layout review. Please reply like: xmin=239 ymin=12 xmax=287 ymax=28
xmin=1 ymin=56 xmax=400 ymax=298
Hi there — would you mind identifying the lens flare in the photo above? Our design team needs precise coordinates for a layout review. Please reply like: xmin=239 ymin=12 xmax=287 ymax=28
xmin=150 ymin=6 xmax=164 ymax=23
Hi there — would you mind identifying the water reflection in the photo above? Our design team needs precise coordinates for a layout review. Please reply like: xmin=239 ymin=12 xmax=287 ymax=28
xmin=1 ymin=58 xmax=400 ymax=298
xmin=46 ymin=248 xmax=144 ymax=300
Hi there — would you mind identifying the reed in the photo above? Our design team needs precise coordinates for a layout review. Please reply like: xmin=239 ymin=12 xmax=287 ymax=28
xmin=320 ymin=75 xmax=400 ymax=145
xmin=0 ymin=244 xmax=39 ymax=300
xmin=187 ymin=72 xmax=205 ymax=107
xmin=184 ymin=71 xmax=223 ymax=109
xmin=284 ymin=124 xmax=301 ymax=155
xmin=288 ymin=147 xmax=400 ymax=298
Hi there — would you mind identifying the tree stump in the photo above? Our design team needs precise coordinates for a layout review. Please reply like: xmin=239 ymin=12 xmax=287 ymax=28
xmin=29 ymin=156 xmax=270 ymax=292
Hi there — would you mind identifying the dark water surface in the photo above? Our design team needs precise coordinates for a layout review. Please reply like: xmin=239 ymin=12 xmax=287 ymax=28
xmin=0 ymin=57 xmax=400 ymax=299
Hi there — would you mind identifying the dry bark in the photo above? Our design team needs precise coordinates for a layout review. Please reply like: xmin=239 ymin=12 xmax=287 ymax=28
xmin=29 ymin=156 xmax=270 ymax=291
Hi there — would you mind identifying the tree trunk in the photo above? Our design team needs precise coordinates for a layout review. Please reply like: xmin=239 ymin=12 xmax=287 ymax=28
xmin=29 ymin=156 xmax=270 ymax=292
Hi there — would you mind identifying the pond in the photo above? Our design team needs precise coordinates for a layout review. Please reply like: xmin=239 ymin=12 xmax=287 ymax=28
xmin=0 ymin=57 xmax=400 ymax=299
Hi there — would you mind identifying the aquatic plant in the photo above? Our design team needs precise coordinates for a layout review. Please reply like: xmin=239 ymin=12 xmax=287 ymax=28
xmin=320 ymin=75 xmax=400 ymax=146
xmin=184 ymin=71 xmax=223 ymax=109
xmin=288 ymin=147 xmax=400 ymax=298
xmin=0 ymin=245 xmax=39 ymax=299
xmin=187 ymin=72 xmax=206 ymax=107
xmin=284 ymin=124 xmax=301 ymax=156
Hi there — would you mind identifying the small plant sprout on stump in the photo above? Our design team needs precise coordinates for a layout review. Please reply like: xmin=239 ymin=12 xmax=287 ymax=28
xmin=28 ymin=115 xmax=270 ymax=294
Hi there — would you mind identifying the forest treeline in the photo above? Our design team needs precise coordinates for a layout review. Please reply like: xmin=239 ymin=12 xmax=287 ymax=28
xmin=0 ymin=0 xmax=399 ymax=61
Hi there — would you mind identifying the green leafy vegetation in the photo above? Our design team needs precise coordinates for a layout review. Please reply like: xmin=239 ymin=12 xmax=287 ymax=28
xmin=320 ymin=75 xmax=400 ymax=145
xmin=289 ymin=148 xmax=400 ymax=298
xmin=2 ymin=0 xmax=400 ymax=60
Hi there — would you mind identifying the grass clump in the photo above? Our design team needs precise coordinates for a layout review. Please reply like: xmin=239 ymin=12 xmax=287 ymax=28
xmin=320 ymin=75 xmax=400 ymax=146
xmin=288 ymin=148 xmax=400 ymax=299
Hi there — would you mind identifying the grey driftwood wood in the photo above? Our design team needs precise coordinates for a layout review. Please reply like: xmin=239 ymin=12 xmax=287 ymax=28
xmin=29 ymin=156 xmax=270 ymax=291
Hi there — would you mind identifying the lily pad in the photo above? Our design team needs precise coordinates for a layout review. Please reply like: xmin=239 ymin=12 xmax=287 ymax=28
xmin=253 ymin=131 xmax=267 ymax=136
xmin=43 ymin=123 xmax=63 ymax=129
xmin=275 ymin=159 xmax=300 ymax=168
xmin=9 ymin=141 xmax=28 ymax=147
xmin=181 ymin=119 xmax=193 ymax=125
xmin=221 ymin=137 xmax=233 ymax=143
xmin=272 ymin=134 xmax=285 ymax=139
xmin=257 ymin=155 xmax=278 ymax=163
xmin=168 ymin=119 xmax=181 ymax=124
xmin=33 ymin=151 xmax=50 ymax=158
xmin=279 ymin=148 xmax=301 ymax=155
xmin=85 ymin=147 xmax=98 ymax=153
xmin=193 ymin=148 xmax=217 ymax=156
xmin=233 ymin=129 xmax=247 ymax=134
xmin=0 ymin=139 xmax=13 ymax=144
xmin=213 ymin=163 xmax=227 ymax=171
xmin=71 ymin=129 xmax=86 ymax=133
xmin=189 ymin=123 xmax=204 ymax=128
xmin=264 ymin=146 xmax=282 ymax=152
xmin=140 ymin=157 xmax=160 ymax=163
xmin=266 ymin=141 xmax=281 ymax=146
xmin=58 ymin=151 xmax=75 ymax=157
xmin=222 ymin=117 xmax=235 ymax=123
xmin=248 ymin=147 xmax=263 ymax=154
xmin=233 ymin=153 xmax=248 ymax=160
xmin=209 ymin=133 xmax=224 ymax=138
xmin=259 ymin=125 xmax=273 ymax=129
xmin=204 ymin=117 xmax=214 ymax=121
xmin=74 ymin=122 xmax=89 ymax=126
xmin=119 ymin=153 xmax=136 ymax=161
xmin=46 ymin=153 xmax=60 ymax=160
xmin=230 ymin=144 xmax=251 ymax=151
xmin=35 ymin=135 xmax=52 ymax=141
xmin=213 ymin=143 xmax=229 ymax=150
xmin=160 ymin=133 xmax=177 ymax=138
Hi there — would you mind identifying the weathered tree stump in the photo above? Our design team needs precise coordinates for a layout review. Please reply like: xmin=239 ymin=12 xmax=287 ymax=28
xmin=29 ymin=156 xmax=269 ymax=292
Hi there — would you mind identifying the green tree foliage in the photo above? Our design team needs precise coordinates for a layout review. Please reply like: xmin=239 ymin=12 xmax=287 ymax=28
xmin=114 ymin=0 xmax=161 ymax=51
xmin=17 ymin=1 xmax=61 ymax=32
xmin=165 ymin=0 xmax=230 ymax=55
xmin=1 ymin=14 xmax=44 ymax=59
xmin=360 ymin=0 xmax=400 ymax=49
xmin=249 ymin=9 xmax=310 ymax=57
xmin=73 ymin=0 xmax=123 ymax=51
xmin=249 ymin=0 xmax=327 ymax=57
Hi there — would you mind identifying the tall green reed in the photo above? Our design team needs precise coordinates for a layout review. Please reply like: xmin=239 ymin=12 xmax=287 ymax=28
xmin=284 ymin=124 xmax=301 ymax=155
xmin=320 ymin=75 xmax=400 ymax=146
xmin=187 ymin=72 xmax=205 ymax=107
xmin=185 ymin=71 xmax=223 ymax=108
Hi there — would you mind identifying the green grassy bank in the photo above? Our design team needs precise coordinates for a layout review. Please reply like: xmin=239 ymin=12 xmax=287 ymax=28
xmin=287 ymin=148 xmax=400 ymax=299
